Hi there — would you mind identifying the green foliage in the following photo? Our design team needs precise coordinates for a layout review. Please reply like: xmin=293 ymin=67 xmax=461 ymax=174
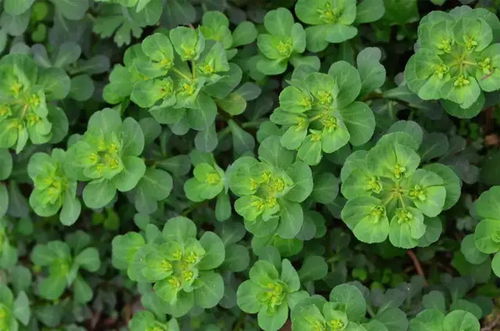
xmin=0 ymin=1 xmax=498 ymax=330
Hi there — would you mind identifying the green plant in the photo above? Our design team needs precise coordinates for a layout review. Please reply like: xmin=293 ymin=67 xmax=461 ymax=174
xmin=0 ymin=1 xmax=499 ymax=330
xmin=341 ymin=129 xmax=461 ymax=248
xmin=404 ymin=7 xmax=500 ymax=117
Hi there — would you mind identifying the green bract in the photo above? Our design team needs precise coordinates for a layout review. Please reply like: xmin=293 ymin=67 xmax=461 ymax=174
xmin=112 ymin=216 xmax=225 ymax=317
xmin=67 ymin=108 xmax=146 ymax=209
xmin=292 ymin=284 xmax=372 ymax=331
xmin=27 ymin=149 xmax=80 ymax=225
xmin=0 ymin=54 xmax=69 ymax=153
xmin=236 ymin=259 xmax=306 ymax=331
xmin=30 ymin=237 xmax=100 ymax=303
xmin=405 ymin=7 xmax=500 ymax=116
xmin=227 ymin=136 xmax=313 ymax=238
xmin=256 ymin=8 xmax=306 ymax=75
xmin=271 ymin=62 xmax=375 ymax=165
xmin=340 ymin=131 xmax=461 ymax=248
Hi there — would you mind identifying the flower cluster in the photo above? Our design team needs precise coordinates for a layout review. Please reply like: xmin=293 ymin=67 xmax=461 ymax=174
xmin=405 ymin=8 xmax=500 ymax=115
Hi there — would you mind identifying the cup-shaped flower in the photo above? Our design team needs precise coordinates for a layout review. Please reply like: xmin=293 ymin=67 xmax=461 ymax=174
xmin=237 ymin=259 xmax=303 ymax=331
xmin=28 ymin=149 xmax=81 ymax=225
xmin=256 ymin=8 xmax=306 ymax=75
xmin=341 ymin=132 xmax=460 ymax=248
xmin=0 ymin=54 xmax=69 ymax=153
xmin=67 ymin=108 xmax=146 ymax=209
xmin=227 ymin=136 xmax=313 ymax=238
xmin=104 ymin=26 xmax=238 ymax=134
xmin=111 ymin=216 xmax=225 ymax=317
xmin=271 ymin=62 xmax=375 ymax=165
xmin=184 ymin=159 xmax=225 ymax=202
xmin=405 ymin=8 xmax=500 ymax=114
xmin=295 ymin=0 xmax=358 ymax=52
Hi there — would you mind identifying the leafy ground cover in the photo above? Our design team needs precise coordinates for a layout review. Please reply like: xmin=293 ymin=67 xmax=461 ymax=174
xmin=0 ymin=0 xmax=499 ymax=330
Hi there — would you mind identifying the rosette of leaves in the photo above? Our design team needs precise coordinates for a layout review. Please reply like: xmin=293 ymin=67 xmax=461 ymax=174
xmin=111 ymin=216 xmax=225 ymax=317
xmin=340 ymin=131 xmax=461 ymax=248
xmin=404 ymin=7 xmax=500 ymax=117
xmin=67 ymin=108 xmax=146 ymax=209
xmin=0 ymin=284 xmax=30 ymax=331
xmin=255 ymin=8 xmax=306 ymax=75
xmin=104 ymin=28 xmax=239 ymax=135
xmin=409 ymin=309 xmax=480 ymax=331
xmin=270 ymin=62 xmax=375 ymax=165
xmin=129 ymin=310 xmax=179 ymax=331
xmin=27 ymin=149 xmax=81 ymax=226
xmin=93 ymin=0 xmax=163 ymax=46
xmin=30 ymin=238 xmax=101 ymax=303
xmin=292 ymin=284 xmax=384 ymax=331
xmin=0 ymin=54 xmax=69 ymax=153
xmin=236 ymin=259 xmax=307 ymax=331
xmin=227 ymin=136 xmax=313 ymax=239
xmin=461 ymin=186 xmax=500 ymax=277
xmin=294 ymin=0 xmax=385 ymax=52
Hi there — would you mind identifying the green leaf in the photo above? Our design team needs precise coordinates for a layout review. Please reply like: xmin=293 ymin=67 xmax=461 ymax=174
xmin=232 ymin=21 xmax=258 ymax=47
xmin=328 ymin=61 xmax=361 ymax=108
xmin=356 ymin=0 xmax=385 ymax=24
xmin=258 ymin=303 xmax=288 ymax=331
xmin=492 ymin=252 xmax=500 ymax=278
xmin=341 ymin=197 xmax=389 ymax=243
xmin=340 ymin=101 xmax=375 ymax=146
xmin=162 ymin=216 xmax=197 ymax=243
xmin=443 ymin=310 xmax=480 ymax=331
xmin=277 ymin=200 xmax=303 ymax=239
xmin=194 ymin=271 xmax=224 ymax=309
xmin=356 ymin=47 xmax=386 ymax=96
xmin=112 ymin=156 xmax=146 ymax=192
xmin=13 ymin=291 xmax=30 ymax=325
xmin=329 ymin=284 xmax=367 ymax=321
xmin=82 ymin=180 xmax=116 ymax=209
xmin=237 ymin=280 xmax=261 ymax=313
xmin=198 ymin=232 xmax=225 ymax=270
xmin=75 ymin=247 xmax=100 ymax=272
xmin=461 ymin=234 xmax=488 ymax=265
xmin=4 ymin=0 xmax=34 ymax=16
xmin=112 ymin=232 xmax=145 ymax=270
xmin=298 ymin=255 xmax=328 ymax=282
xmin=50 ymin=0 xmax=89 ymax=20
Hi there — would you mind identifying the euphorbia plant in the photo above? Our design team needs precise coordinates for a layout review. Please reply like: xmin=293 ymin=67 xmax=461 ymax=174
xmin=227 ymin=136 xmax=313 ymax=238
xmin=237 ymin=259 xmax=307 ymax=331
xmin=112 ymin=216 xmax=226 ymax=317
xmin=0 ymin=54 xmax=69 ymax=153
xmin=340 ymin=130 xmax=460 ymax=248
xmin=67 ymin=108 xmax=146 ymax=209
xmin=405 ymin=7 xmax=500 ymax=117
xmin=270 ymin=61 xmax=375 ymax=165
